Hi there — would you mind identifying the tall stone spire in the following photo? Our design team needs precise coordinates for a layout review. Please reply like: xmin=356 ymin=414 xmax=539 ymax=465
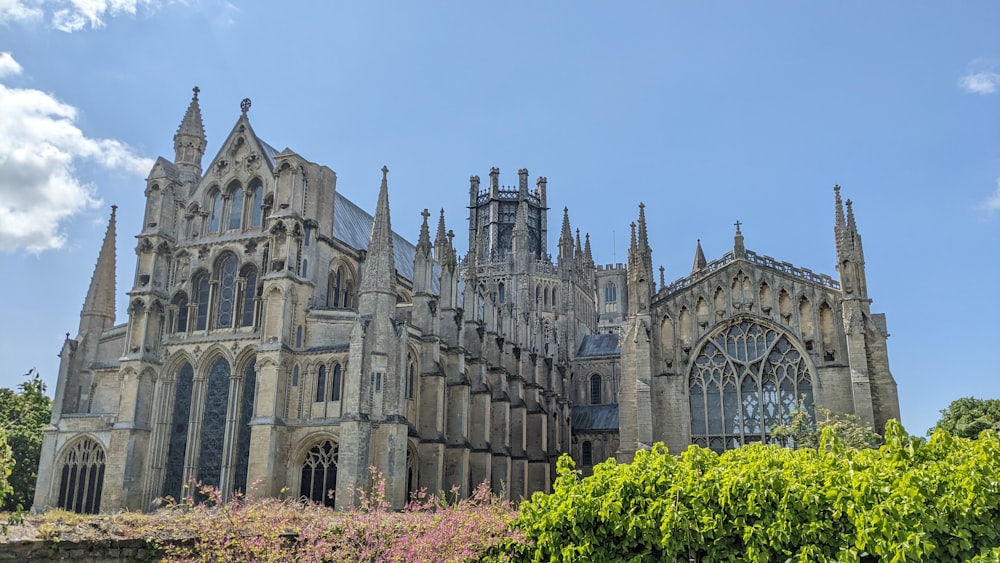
xmin=173 ymin=86 xmax=206 ymax=178
xmin=692 ymin=239 xmax=707 ymax=273
xmin=559 ymin=207 xmax=572 ymax=245
xmin=584 ymin=232 xmax=593 ymax=265
xmin=79 ymin=206 xmax=118 ymax=334
xmin=575 ymin=228 xmax=583 ymax=261
xmin=416 ymin=208 xmax=432 ymax=257
xmin=434 ymin=208 xmax=448 ymax=259
xmin=359 ymin=166 xmax=396 ymax=302
xmin=637 ymin=202 xmax=649 ymax=252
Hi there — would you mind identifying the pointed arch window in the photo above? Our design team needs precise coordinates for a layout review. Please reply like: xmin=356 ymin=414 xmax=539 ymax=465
xmin=172 ymin=293 xmax=189 ymax=333
xmin=197 ymin=357 xmax=231 ymax=488
xmin=228 ymin=182 xmax=244 ymax=230
xmin=163 ymin=363 xmax=193 ymax=499
xmin=239 ymin=265 xmax=258 ymax=328
xmin=328 ymin=266 xmax=354 ymax=309
xmin=233 ymin=359 xmax=256 ymax=493
xmin=605 ymin=282 xmax=617 ymax=303
xmin=331 ymin=364 xmax=342 ymax=401
xmin=590 ymin=374 xmax=602 ymax=405
xmin=249 ymin=180 xmax=264 ymax=228
xmin=208 ymin=192 xmax=222 ymax=233
xmin=301 ymin=440 xmax=338 ymax=506
xmin=193 ymin=272 xmax=210 ymax=331
xmin=688 ymin=321 xmax=814 ymax=452
xmin=498 ymin=282 xmax=506 ymax=304
xmin=316 ymin=365 xmax=327 ymax=403
xmin=57 ymin=438 xmax=106 ymax=514
xmin=406 ymin=354 xmax=416 ymax=399
xmin=581 ymin=440 xmax=593 ymax=467
xmin=215 ymin=254 xmax=238 ymax=328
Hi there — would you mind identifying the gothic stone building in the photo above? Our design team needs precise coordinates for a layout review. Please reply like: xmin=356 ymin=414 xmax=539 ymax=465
xmin=33 ymin=90 xmax=899 ymax=514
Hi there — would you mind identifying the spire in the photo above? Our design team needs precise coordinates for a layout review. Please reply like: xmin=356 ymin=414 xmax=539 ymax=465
xmin=434 ymin=208 xmax=448 ymax=261
xmin=559 ymin=207 xmax=572 ymax=244
xmin=465 ymin=229 xmax=479 ymax=282
xmin=575 ymin=228 xmax=583 ymax=260
xmin=834 ymin=184 xmax=846 ymax=228
xmin=584 ymin=232 xmax=593 ymax=264
xmin=637 ymin=202 xmax=649 ymax=251
xmin=360 ymin=166 xmax=396 ymax=298
xmin=416 ymin=208 xmax=432 ymax=256
xmin=80 ymin=206 xmax=117 ymax=334
xmin=692 ymin=239 xmax=707 ymax=273
xmin=173 ymin=86 xmax=206 ymax=175
xmin=846 ymin=199 xmax=857 ymax=232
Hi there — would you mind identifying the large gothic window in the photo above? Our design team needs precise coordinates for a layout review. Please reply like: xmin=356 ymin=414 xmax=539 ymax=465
xmin=163 ymin=363 xmax=193 ymax=500
xmin=688 ymin=320 xmax=814 ymax=452
xmin=249 ymin=180 xmax=264 ymax=228
xmin=197 ymin=358 xmax=231 ymax=488
xmin=232 ymin=359 xmax=257 ymax=494
xmin=239 ymin=265 xmax=258 ymax=328
xmin=301 ymin=440 xmax=338 ymax=506
xmin=215 ymin=254 xmax=238 ymax=328
xmin=172 ymin=293 xmax=189 ymax=333
xmin=193 ymin=272 xmax=210 ymax=331
xmin=208 ymin=192 xmax=222 ymax=233
xmin=57 ymin=438 xmax=106 ymax=514
xmin=228 ymin=182 xmax=244 ymax=230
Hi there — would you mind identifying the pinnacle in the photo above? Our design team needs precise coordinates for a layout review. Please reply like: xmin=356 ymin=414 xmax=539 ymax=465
xmin=175 ymin=86 xmax=205 ymax=140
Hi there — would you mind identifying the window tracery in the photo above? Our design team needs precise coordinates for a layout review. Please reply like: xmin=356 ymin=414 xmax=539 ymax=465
xmin=249 ymin=180 xmax=264 ymax=228
xmin=300 ymin=440 xmax=337 ymax=506
xmin=215 ymin=254 xmax=238 ymax=328
xmin=163 ymin=362 xmax=193 ymax=499
xmin=193 ymin=272 xmax=210 ymax=331
xmin=57 ymin=438 xmax=106 ymax=514
xmin=688 ymin=320 xmax=813 ymax=452
xmin=233 ymin=360 xmax=256 ymax=493
xmin=239 ymin=265 xmax=258 ymax=328
xmin=228 ymin=182 xmax=244 ymax=230
xmin=197 ymin=357 xmax=231 ymax=488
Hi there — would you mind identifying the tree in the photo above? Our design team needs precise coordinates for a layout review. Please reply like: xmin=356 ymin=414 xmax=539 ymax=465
xmin=0 ymin=369 xmax=53 ymax=512
xmin=930 ymin=396 xmax=1000 ymax=439
xmin=771 ymin=401 xmax=883 ymax=450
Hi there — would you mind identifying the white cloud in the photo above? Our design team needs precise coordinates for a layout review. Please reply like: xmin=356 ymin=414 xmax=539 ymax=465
xmin=0 ymin=52 xmax=153 ymax=253
xmin=979 ymin=179 xmax=1000 ymax=213
xmin=0 ymin=0 xmax=155 ymax=32
xmin=959 ymin=59 xmax=1000 ymax=95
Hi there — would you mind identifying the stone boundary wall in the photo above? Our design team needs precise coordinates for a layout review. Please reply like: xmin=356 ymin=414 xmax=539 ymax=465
xmin=0 ymin=538 xmax=165 ymax=562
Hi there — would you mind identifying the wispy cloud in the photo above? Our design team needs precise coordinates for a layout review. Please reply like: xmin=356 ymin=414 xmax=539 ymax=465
xmin=979 ymin=179 xmax=1000 ymax=214
xmin=0 ymin=52 xmax=153 ymax=253
xmin=959 ymin=59 xmax=1000 ymax=95
xmin=0 ymin=0 xmax=156 ymax=32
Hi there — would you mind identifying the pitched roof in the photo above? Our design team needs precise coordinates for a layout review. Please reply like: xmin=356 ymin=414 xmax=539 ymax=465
xmin=577 ymin=333 xmax=620 ymax=357
xmin=571 ymin=404 xmax=619 ymax=431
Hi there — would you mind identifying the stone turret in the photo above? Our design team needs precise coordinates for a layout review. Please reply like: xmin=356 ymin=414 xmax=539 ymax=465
xmin=173 ymin=87 xmax=205 ymax=181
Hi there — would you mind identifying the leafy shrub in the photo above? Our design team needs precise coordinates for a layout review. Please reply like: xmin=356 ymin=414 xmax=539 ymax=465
xmin=512 ymin=421 xmax=1000 ymax=562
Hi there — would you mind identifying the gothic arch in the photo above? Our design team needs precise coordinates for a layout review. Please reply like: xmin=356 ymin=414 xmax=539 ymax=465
xmin=687 ymin=315 xmax=816 ymax=453
xmin=195 ymin=344 xmax=235 ymax=376
xmin=295 ymin=435 xmax=340 ymax=506
xmin=55 ymin=435 xmax=107 ymax=514
xmin=162 ymin=350 xmax=196 ymax=381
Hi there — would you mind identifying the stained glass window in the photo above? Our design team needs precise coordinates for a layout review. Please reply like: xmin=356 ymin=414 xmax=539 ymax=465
xmin=197 ymin=358 xmax=231 ymax=488
xmin=316 ymin=365 xmax=326 ymax=403
xmin=331 ymin=364 xmax=342 ymax=401
xmin=249 ymin=181 xmax=263 ymax=228
xmin=689 ymin=321 xmax=813 ymax=452
xmin=208 ymin=192 xmax=222 ymax=233
xmin=590 ymin=374 xmax=602 ymax=405
xmin=57 ymin=438 xmax=106 ymax=514
xmin=233 ymin=360 xmax=256 ymax=494
xmin=194 ymin=273 xmax=210 ymax=331
xmin=163 ymin=363 xmax=193 ymax=499
xmin=240 ymin=265 xmax=257 ymax=328
xmin=301 ymin=440 xmax=337 ymax=506
xmin=228 ymin=184 xmax=244 ymax=230
xmin=216 ymin=254 xmax=237 ymax=328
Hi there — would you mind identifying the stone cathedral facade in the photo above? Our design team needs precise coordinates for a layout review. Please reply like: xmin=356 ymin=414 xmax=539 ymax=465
xmin=33 ymin=90 xmax=899 ymax=514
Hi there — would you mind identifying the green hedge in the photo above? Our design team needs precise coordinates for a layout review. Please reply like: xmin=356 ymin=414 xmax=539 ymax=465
xmin=511 ymin=422 xmax=1000 ymax=562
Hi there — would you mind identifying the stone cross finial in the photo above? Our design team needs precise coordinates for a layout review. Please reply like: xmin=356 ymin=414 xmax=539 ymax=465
xmin=734 ymin=220 xmax=742 ymax=233
xmin=192 ymin=86 xmax=200 ymax=99
xmin=240 ymin=98 xmax=251 ymax=114
xmin=421 ymin=208 xmax=429 ymax=221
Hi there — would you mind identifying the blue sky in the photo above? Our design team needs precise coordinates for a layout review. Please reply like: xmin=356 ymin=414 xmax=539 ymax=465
xmin=1 ymin=2 xmax=997 ymax=436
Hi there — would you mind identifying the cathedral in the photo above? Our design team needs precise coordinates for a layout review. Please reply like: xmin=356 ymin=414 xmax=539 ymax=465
xmin=33 ymin=89 xmax=899 ymax=514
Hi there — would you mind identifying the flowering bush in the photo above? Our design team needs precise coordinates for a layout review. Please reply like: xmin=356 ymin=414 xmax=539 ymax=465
xmin=157 ymin=469 xmax=520 ymax=562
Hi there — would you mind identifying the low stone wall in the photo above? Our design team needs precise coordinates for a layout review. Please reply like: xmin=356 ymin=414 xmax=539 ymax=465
xmin=0 ymin=538 xmax=162 ymax=562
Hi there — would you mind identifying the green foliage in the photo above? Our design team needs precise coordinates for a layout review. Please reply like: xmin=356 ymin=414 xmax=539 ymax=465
xmin=0 ymin=429 xmax=13 ymax=507
xmin=930 ymin=396 xmax=1000 ymax=439
xmin=771 ymin=402 xmax=882 ymax=450
xmin=512 ymin=421 xmax=1000 ymax=562
xmin=0 ymin=369 xmax=53 ymax=512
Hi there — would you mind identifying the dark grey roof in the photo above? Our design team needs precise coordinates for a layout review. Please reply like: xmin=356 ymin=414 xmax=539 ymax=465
xmin=257 ymin=139 xmax=280 ymax=168
xmin=577 ymin=333 xmax=620 ymax=357
xmin=572 ymin=404 xmax=619 ymax=431
xmin=333 ymin=191 xmax=440 ymax=293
